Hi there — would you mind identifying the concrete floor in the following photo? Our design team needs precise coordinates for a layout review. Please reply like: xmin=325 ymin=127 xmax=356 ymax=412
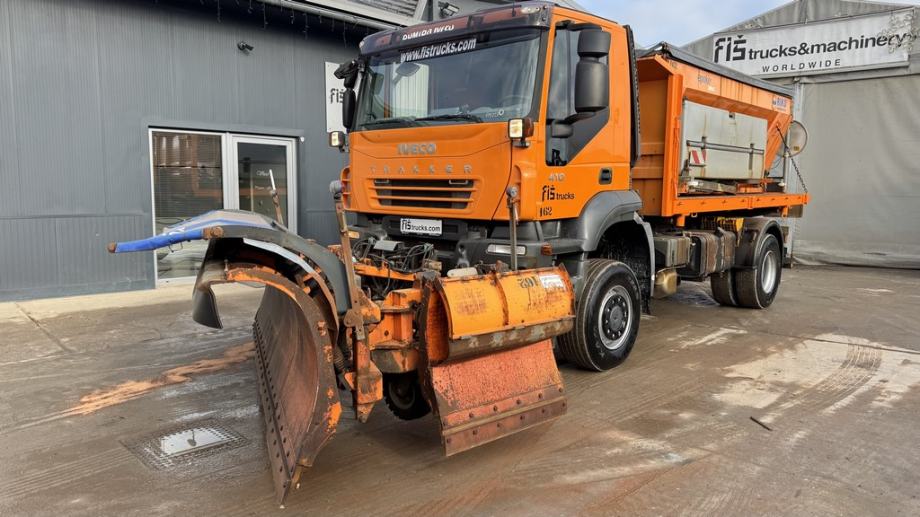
xmin=1 ymin=266 xmax=919 ymax=516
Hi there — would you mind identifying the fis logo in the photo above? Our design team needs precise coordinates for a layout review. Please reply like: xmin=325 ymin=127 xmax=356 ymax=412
xmin=713 ymin=35 xmax=748 ymax=63
xmin=541 ymin=186 xmax=575 ymax=202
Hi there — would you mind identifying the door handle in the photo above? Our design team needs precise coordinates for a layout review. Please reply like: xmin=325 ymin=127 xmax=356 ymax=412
xmin=599 ymin=168 xmax=613 ymax=185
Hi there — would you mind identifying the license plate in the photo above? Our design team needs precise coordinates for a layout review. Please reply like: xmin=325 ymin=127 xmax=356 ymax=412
xmin=400 ymin=218 xmax=442 ymax=237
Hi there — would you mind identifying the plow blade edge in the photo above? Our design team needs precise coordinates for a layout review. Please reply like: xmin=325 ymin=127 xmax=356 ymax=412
xmin=430 ymin=341 xmax=567 ymax=455
xmin=254 ymin=285 xmax=341 ymax=503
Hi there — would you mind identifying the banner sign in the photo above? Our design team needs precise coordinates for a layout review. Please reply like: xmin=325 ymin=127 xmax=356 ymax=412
xmin=711 ymin=9 xmax=916 ymax=77
xmin=325 ymin=62 xmax=346 ymax=133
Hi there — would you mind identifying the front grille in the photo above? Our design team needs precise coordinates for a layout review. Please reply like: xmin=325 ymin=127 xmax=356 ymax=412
xmin=372 ymin=178 xmax=474 ymax=210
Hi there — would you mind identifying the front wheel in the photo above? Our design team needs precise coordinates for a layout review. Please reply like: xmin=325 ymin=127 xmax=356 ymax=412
xmin=383 ymin=372 xmax=431 ymax=421
xmin=558 ymin=259 xmax=641 ymax=371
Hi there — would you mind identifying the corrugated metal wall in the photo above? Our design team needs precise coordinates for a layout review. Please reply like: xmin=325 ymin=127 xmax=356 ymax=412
xmin=0 ymin=0 xmax=360 ymax=300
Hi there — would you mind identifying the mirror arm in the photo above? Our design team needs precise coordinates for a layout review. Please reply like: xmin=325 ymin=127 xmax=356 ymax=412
xmin=563 ymin=112 xmax=595 ymax=125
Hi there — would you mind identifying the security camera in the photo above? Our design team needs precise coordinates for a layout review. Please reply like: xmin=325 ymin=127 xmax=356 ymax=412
xmin=237 ymin=41 xmax=254 ymax=53
xmin=439 ymin=2 xmax=459 ymax=17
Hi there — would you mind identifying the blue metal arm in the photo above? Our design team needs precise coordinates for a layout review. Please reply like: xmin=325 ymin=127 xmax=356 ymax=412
xmin=109 ymin=229 xmax=205 ymax=253
xmin=107 ymin=210 xmax=277 ymax=254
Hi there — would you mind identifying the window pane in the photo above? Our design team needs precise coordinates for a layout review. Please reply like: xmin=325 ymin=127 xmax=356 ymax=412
xmin=152 ymin=132 xmax=223 ymax=279
xmin=547 ymin=29 xmax=573 ymax=121
xmin=358 ymin=28 xmax=543 ymax=127
xmin=236 ymin=143 xmax=289 ymax=225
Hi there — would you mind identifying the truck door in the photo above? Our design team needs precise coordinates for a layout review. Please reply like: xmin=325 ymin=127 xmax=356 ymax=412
xmin=541 ymin=21 xmax=628 ymax=220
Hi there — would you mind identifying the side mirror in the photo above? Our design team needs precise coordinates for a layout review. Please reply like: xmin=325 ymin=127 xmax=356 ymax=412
xmin=574 ymin=30 xmax=610 ymax=114
xmin=334 ymin=59 xmax=359 ymax=89
xmin=342 ymin=89 xmax=357 ymax=130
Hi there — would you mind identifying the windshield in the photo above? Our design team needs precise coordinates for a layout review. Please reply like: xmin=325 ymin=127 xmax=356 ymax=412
xmin=356 ymin=28 xmax=544 ymax=130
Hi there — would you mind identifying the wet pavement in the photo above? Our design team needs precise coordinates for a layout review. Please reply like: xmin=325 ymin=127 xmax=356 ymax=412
xmin=1 ymin=266 xmax=919 ymax=516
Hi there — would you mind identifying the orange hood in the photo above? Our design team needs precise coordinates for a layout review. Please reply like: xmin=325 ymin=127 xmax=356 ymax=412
xmin=345 ymin=123 xmax=512 ymax=221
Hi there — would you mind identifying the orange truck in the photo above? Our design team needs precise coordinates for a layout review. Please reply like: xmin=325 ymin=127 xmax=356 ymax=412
xmin=332 ymin=2 xmax=808 ymax=363
xmin=111 ymin=1 xmax=808 ymax=504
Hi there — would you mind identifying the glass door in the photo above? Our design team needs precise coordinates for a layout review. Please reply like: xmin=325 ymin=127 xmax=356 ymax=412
xmin=230 ymin=135 xmax=296 ymax=231
xmin=151 ymin=131 xmax=296 ymax=282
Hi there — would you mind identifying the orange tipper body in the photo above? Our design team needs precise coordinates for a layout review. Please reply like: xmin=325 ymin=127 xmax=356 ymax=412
xmin=634 ymin=45 xmax=809 ymax=220
xmin=109 ymin=1 xmax=812 ymax=506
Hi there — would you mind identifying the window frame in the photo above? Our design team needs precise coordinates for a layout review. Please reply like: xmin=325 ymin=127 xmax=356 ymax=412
xmin=148 ymin=128 xmax=297 ymax=284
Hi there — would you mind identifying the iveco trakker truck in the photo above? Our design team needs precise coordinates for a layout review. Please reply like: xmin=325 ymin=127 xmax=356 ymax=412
xmin=330 ymin=2 xmax=808 ymax=368
xmin=111 ymin=1 xmax=808 ymax=503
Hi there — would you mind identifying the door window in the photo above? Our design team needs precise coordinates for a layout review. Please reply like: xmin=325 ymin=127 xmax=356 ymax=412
xmin=545 ymin=25 xmax=610 ymax=166
xmin=233 ymin=137 xmax=295 ymax=227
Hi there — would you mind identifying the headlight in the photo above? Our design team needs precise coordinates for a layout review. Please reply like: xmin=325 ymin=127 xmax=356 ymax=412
xmin=508 ymin=118 xmax=534 ymax=141
xmin=329 ymin=131 xmax=346 ymax=149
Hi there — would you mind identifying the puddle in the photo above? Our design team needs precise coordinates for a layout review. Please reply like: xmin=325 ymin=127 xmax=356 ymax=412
xmin=159 ymin=427 xmax=231 ymax=457
xmin=123 ymin=420 xmax=249 ymax=470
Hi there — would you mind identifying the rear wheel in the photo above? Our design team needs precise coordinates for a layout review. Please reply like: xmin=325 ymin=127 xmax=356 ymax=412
xmin=558 ymin=259 xmax=641 ymax=371
xmin=733 ymin=233 xmax=782 ymax=309
xmin=710 ymin=271 xmax=738 ymax=307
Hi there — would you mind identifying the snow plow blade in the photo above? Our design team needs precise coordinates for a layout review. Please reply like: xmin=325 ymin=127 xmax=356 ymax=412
xmin=194 ymin=247 xmax=343 ymax=504
xmin=111 ymin=210 xmax=347 ymax=504
xmin=253 ymin=285 xmax=341 ymax=503
xmin=422 ymin=268 xmax=575 ymax=455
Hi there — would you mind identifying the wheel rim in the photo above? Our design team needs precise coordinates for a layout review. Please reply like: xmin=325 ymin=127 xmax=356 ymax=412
xmin=761 ymin=249 xmax=778 ymax=294
xmin=597 ymin=285 xmax=633 ymax=351
xmin=388 ymin=378 xmax=416 ymax=410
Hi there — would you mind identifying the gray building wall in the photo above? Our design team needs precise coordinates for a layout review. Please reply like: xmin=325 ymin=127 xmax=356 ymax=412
xmin=0 ymin=0 xmax=363 ymax=300
xmin=0 ymin=0 xmax=586 ymax=301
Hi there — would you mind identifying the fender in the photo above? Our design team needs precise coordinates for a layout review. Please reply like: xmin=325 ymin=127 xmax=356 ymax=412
xmin=110 ymin=210 xmax=351 ymax=327
xmin=557 ymin=191 xmax=654 ymax=297
xmin=558 ymin=190 xmax=644 ymax=253
xmin=735 ymin=217 xmax=784 ymax=269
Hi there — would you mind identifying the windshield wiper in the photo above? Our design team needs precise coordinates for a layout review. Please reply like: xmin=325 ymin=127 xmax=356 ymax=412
xmin=416 ymin=113 xmax=483 ymax=123
xmin=361 ymin=116 xmax=420 ymax=129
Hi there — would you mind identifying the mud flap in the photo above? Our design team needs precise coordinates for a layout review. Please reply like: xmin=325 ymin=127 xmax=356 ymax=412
xmin=421 ymin=268 xmax=574 ymax=455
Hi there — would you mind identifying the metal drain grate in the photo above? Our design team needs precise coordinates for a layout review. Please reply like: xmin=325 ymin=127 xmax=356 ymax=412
xmin=122 ymin=420 xmax=249 ymax=470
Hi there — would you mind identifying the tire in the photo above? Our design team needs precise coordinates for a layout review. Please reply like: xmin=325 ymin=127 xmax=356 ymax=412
xmin=383 ymin=372 xmax=431 ymax=421
xmin=710 ymin=271 xmax=738 ymax=307
xmin=558 ymin=259 xmax=642 ymax=371
xmin=733 ymin=233 xmax=782 ymax=309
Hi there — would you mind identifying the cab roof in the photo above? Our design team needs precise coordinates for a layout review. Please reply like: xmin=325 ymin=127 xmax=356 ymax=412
xmin=358 ymin=1 xmax=555 ymax=56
